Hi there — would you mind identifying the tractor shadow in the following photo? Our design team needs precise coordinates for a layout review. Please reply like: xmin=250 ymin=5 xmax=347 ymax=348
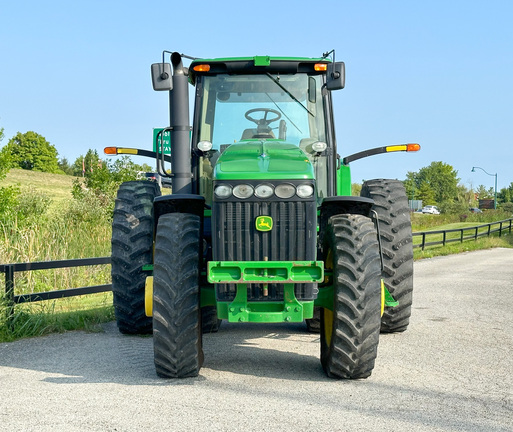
xmin=0 ymin=320 xmax=327 ymax=384
xmin=201 ymin=321 xmax=327 ymax=381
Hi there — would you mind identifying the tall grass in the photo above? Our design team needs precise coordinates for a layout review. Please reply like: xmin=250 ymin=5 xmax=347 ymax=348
xmin=0 ymin=185 xmax=113 ymax=342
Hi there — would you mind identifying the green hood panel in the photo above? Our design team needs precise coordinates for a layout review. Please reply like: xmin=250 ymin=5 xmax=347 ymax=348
xmin=213 ymin=141 xmax=314 ymax=180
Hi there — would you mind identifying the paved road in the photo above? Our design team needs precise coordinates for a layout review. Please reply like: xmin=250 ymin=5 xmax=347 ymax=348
xmin=1 ymin=249 xmax=512 ymax=431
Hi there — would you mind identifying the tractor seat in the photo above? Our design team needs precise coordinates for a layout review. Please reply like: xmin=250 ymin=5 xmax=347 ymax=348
xmin=241 ymin=128 xmax=275 ymax=140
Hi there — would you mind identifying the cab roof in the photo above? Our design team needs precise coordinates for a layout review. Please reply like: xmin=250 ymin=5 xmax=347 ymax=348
xmin=189 ymin=56 xmax=330 ymax=80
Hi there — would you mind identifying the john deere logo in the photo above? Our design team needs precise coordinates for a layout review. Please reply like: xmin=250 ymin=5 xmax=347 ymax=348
xmin=256 ymin=216 xmax=273 ymax=232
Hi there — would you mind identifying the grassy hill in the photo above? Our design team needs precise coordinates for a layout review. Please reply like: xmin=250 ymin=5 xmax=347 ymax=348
xmin=1 ymin=168 xmax=81 ymax=210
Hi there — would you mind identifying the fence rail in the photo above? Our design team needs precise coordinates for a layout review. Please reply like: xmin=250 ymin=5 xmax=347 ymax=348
xmin=413 ymin=218 xmax=513 ymax=250
xmin=1 ymin=257 xmax=111 ymax=320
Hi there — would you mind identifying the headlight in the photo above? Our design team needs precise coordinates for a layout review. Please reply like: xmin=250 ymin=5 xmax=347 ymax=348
xmin=296 ymin=184 xmax=314 ymax=198
xmin=214 ymin=185 xmax=232 ymax=199
xmin=275 ymin=184 xmax=295 ymax=199
xmin=233 ymin=184 xmax=254 ymax=199
xmin=311 ymin=141 xmax=327 ymax=153
xmin=255 ymin=184 xmax=274 ymax=199
xmin=197 ymin=140 xmax=213 ymax=151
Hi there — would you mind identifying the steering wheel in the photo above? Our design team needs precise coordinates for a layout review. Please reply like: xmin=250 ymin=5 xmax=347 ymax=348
xmin=245 ymin=108 xmax=282 ymax=127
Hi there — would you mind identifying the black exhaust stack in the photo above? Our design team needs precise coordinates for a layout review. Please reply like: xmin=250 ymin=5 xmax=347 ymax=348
xmin=169 ymin=52 xmax=192 ymax=194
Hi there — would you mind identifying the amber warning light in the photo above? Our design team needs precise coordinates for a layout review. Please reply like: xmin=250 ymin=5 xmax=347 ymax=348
xmin=314 ymin=63 xmax=328 ymax=71
xmin=193 ymin=64 xmax=211 ymax=72
xmin=104 ymin=147 xmax=138 ymax=155
xmin=104 ymin=147 xmax=118 ymax=155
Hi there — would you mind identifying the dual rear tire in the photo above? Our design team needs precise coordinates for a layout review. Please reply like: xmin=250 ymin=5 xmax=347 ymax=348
xmin=361 ymin=179 xmax=414 ymax=332
xmin=111 ymin=181 xmax=160 ymax=334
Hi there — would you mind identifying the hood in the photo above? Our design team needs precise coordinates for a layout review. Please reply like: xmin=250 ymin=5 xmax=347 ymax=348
xmin=213 ymin=141 xmax=314 ymax=181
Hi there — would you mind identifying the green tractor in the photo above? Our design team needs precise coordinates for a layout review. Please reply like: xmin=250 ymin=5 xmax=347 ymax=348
xmin=106 ymin=50 xmax=419 ymax=379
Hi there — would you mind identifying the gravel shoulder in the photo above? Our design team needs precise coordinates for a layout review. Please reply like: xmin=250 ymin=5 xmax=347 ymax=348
xmin=1 ymin=248 xmax=512 ymax=431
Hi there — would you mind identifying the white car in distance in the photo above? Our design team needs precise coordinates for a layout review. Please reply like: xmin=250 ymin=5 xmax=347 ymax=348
xmin=422 ymin=205 xmax=440 ymax=215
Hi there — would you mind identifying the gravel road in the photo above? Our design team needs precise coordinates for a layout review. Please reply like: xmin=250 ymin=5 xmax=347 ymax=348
xmin=1 ymin=248 xmax=512 ymax=431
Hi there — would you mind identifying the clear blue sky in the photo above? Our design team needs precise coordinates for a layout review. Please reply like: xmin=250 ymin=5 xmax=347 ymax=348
xmin=1 ymin=0 xmax=512 ymax=190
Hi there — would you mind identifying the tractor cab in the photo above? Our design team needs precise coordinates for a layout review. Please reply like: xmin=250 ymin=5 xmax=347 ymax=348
xmin=188 ymin=57 xmax=344 ymax=204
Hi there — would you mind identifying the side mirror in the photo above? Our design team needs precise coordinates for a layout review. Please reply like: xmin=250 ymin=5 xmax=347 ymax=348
xmin=151 ymin=63 xmax=172 ymax=91
xmin=326 ymin=62 xmax=345 ymax=91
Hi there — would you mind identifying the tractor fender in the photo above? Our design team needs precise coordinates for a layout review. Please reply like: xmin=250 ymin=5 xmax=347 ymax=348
xmin=153 ymin=194 xmax=205 ymax=232
xmin=319 ymin=196 xmax=374 ymax=252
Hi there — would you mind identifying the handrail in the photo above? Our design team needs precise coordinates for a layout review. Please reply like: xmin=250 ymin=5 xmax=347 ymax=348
xmin=413 ymin=218 xmax=513 ymax=250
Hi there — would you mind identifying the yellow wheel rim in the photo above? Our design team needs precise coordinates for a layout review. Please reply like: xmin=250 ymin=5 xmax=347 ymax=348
xmin=145 ymin=276 xmax=153 ymax=317
xmin=380 ymin=279 xmax=385 ymax=317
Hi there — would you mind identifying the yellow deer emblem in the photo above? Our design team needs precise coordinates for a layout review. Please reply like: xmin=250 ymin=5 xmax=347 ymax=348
xmin=255 ymin=216 xmax=273 ymax=232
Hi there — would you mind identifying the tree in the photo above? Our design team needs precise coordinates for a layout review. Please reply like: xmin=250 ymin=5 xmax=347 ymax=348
xmin=58 ymin=157 xmax=74 ymax=175
xmin=403 ymin=172 xmax=417 ymax=201
xmin=475 ymin=184 xmax=493 ymax=199
xmin=416 ymin=182 xmax=436 ymax=205
xmin=351 ymin=183 xmax=362 ymax=196
xmin=497 ymin=183 xmax=513 ymax=204
xmin=2 ymin=131 xmax=60 ymax=173
xmin=0 ymin=127 xmax=10 ymax=179
xmin=404 ymin=161 xmax=459 ymax=206
xmin=72 ymin=149 xmax=101 ymax=177
xmin=416 ymin=161 xmax=459 ymax=204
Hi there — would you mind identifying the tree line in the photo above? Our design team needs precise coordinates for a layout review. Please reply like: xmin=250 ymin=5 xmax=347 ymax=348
xmin=403 ymin=161 xmax=513 ymax=213
xmin=0 ymin=129 xmax=151 ymax=177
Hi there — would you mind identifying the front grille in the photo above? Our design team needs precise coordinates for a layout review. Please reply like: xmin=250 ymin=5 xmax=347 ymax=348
xmin=212 ymin=198 xmax=317 ymax=301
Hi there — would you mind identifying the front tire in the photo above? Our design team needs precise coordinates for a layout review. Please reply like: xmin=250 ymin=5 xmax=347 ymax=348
xmin=321 ymin=214 xmax=382 ymax=379
xmin=153 ymin=213 xmax=203 ymax=378
xmin=361 ymin=179 xmax=414 ymax=333
xmin=201 ymin=306 xmax=222 ymax=333
xmin=111 ymin=181 xmax=160 ymax=334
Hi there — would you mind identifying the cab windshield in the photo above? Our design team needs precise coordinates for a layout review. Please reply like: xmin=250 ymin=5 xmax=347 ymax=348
xmin=195 ymin=73 xmax=327 ymax=149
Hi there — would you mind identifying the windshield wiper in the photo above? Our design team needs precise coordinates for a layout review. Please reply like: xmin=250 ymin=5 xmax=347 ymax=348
xmin=265 ymin=73 xmax=314 ymax=117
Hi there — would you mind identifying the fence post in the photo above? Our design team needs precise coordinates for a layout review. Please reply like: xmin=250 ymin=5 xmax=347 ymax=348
xmin=460 ymin=229 xmax=464 ymax=243
xmin=4 ymin=264 xmax=15 ymax=329
xmin=499 ymin=221 xmax=503 ymax=237
xmin=421 ymin=233 xmax=426 ymax=251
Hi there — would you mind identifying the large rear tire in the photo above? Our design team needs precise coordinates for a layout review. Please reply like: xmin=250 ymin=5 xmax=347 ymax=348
xmin=111 ymin=181 xmax=160 ymax=334
xmin=153 ymin=213 xmax=203 ymax=378
xmin=320 ymin=214 xmax=382 ymax=379
xmin=361 ymin=179 xmax=414 ymax=333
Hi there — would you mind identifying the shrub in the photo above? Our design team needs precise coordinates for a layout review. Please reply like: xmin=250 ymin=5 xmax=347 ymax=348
xmin=0 ymin=185 xmax=20 ymax=224
xmin=500 ymin=202 xmax=513 ymax=214
xmin=66 ymin=188 xmax=113 ymax=224
xmin=15 ymin=187 xmax=52 ymax=224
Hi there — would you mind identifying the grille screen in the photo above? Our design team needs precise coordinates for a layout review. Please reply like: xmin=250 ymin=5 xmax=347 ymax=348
xmin=212 ymin=199 xmax=317 ymax=301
